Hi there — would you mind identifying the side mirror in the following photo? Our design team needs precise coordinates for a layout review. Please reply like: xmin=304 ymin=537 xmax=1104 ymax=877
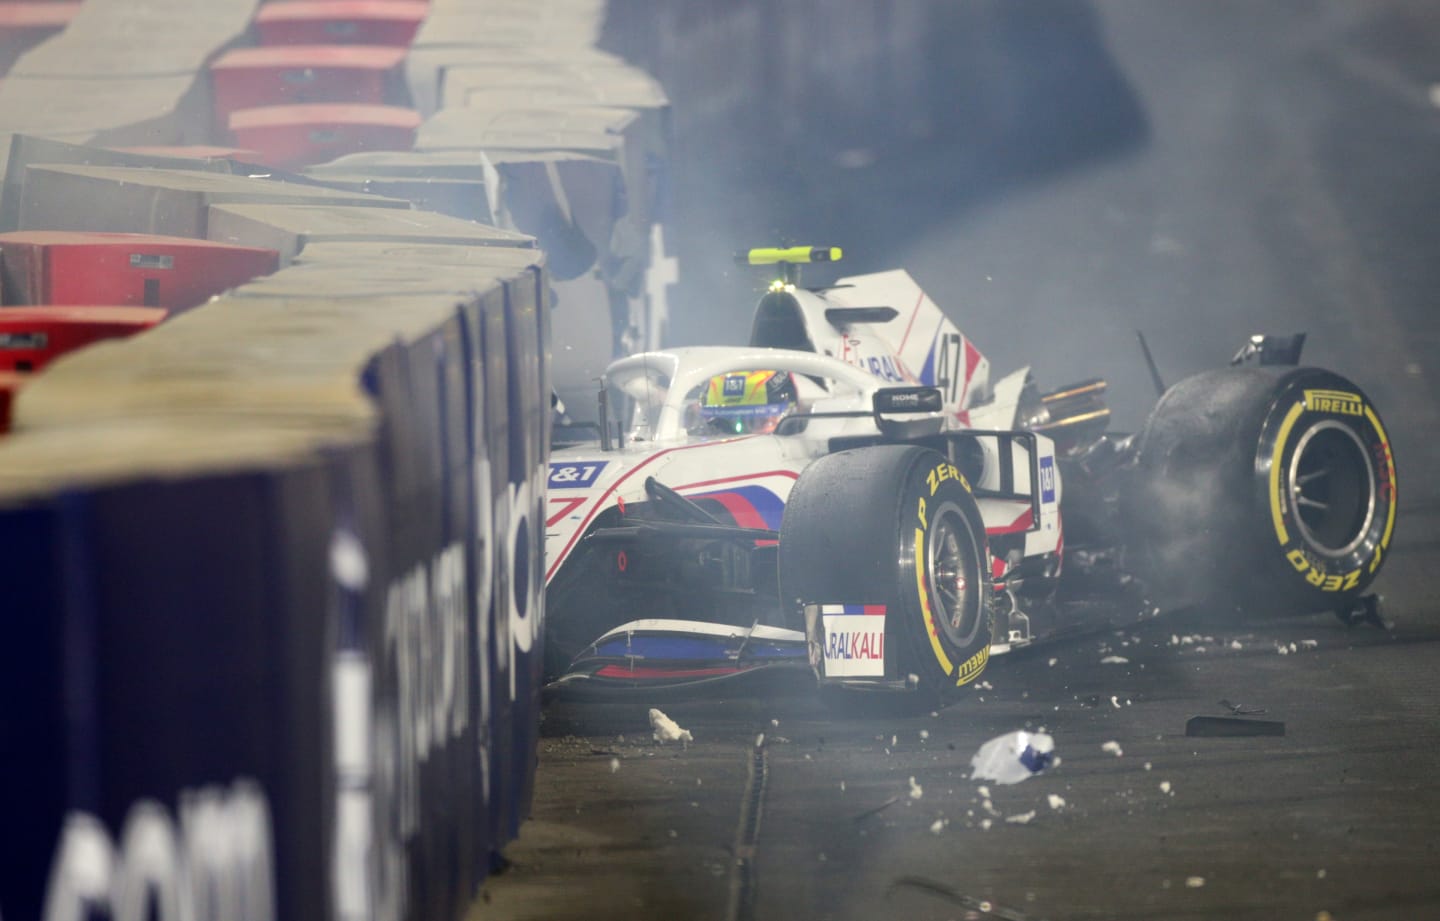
xmin=873 ymin=387 xmax=945 ymax=438
xmin=873 ymin=386 xmax=944 ymax=414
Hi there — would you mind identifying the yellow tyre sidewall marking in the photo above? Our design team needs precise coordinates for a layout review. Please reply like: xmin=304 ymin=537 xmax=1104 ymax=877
xmin=955 ymin=646 xmax=988 ymax=688
xmin=1273 ymin=399 xmax=1396 ymax=589
xmin=914 ymin=524 xmax=954 ymax=675
xmin=916 ymin=460 xmax=989 ymax=684
xmin=1367 ymin=405 xmax=1397 ymax=555
xmin=1269 ymin=401 xmax=1305 ymax=546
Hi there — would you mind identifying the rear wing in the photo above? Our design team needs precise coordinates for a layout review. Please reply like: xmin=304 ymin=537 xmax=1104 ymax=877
xmin=749 ymin=265 xmax=991 ymax=420
xmin=823 ymin=269 xmax=990 ymax=411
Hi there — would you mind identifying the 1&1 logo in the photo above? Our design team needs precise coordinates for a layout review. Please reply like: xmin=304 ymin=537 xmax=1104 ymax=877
xmin=1039 ymin=456 xmax=1056 ymax=504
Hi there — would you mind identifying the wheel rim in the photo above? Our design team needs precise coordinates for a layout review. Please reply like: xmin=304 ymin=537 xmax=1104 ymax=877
xmin=927 ymin=503 xmax=981 ymax=647
xmin=1288 ymin=421 xmax=1376 ymax=558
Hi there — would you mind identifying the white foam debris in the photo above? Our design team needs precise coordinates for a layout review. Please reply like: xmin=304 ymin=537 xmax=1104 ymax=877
xmin=978 ymin=681 xmax=994 ymax=690
xmin=982 ymin=798 xmax=1001 ymax=817
xmin=771 ymin=718 xmax=780 ymax=727
xmin=908 ymin=776 xmax=924 ymax=800
xmin=1006 ymin=810 xmax=1036 ymax=824
xmin=1160 ymin=781 xmax=1172 ymax=794
xmin=1301 ymin=639 xmax=1319 ymax=650
xmin=891 ymin=735 xmax=898 ymax=747
xmin=755 ymin=732 xmax=765 ymax=748
xmin=1289 ymin=642 xmax=1298 ymax=653
xmin=839 ymin=781 xmax=846 ymax=793
xmin=970 ymin=732 xmax=1056 ymax=785
xmin=1185 ymin=876 xmax=1205 ymax=889
xmin=1047 ymin=794 xmax=1066 ymax=810
xmin=1317 ymin=868 xmax=1327 ymax=879
xmin=1101 ymin=656 xmax=1130 ymax=665
xmin=1110 ymin=696 xmax=1122 ymax=709
xmin=609 ymin=757 xmax=621 ymax=773
xmin=981 ymin=818 xmax=993 ymax=831
xmin=919 ymin=729 xmax=930 ymax=741
xmin=1170 ymin=635 xmax=1180 ymax=646
xmin=1144 ymin=762 xmax=1153 ymax=772
xmin=1194 ymin=647 xmax=1207 ymax=654
xmin=977 ymin=785 xmax=991 ymax=799
xmin=930 ymin=818 xmax=947 ymax=834
xmin=1230 ymin=640 xmax=1243 ymax=650
xmin=1101 ymin=741 xmax=1124 ymax=757
xmin=1277 ymin=644 xmax=1291 ymax=656
xmin=649 ymin=709 xmax=693 ymax=746
xmin=1048 ymin=658 xmax=1058 ymax=667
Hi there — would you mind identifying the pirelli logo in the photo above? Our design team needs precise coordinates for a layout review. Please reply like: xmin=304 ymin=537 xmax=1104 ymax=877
xmin=954 ymin=645 xmax=989 ymax=687
xmin=1304 ymin=389 xmax=1363 ymax=416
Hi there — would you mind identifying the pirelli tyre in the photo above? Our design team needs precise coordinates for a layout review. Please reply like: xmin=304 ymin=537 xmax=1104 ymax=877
xmin=779 ymin=445 xmax=993 ymax=703
xmin=1122 ymin=366 xmax=1397 ymax=616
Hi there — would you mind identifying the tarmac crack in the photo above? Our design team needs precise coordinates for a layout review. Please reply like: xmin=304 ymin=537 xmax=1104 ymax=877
xmin=724 ymin=734 xmax=769 ymax=921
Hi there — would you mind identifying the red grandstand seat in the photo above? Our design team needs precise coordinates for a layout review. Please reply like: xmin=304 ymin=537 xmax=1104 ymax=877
xmin=209 ymin=44 xmax=408 ymax=128
xmin=254 ymin=1 xmax=429 ymax=48
xmin=0 ymin=231 xmax=280 ymax=312
xmin=0 ymin=306 xmax=167 ymax=373
xmin=0 ymin=369 xmax=22 ymax=432
xmin=227 ymin=103 xmax=420 ymax=169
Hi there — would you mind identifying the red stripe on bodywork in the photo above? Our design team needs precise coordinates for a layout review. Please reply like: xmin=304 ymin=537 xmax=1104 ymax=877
xmin=1054 ymin=522 xmax=1064 ymax=577
xmin=594 ymin=665 xmax=743 ymax=679
xmin=961 ymin=338 xmax=983 ymax=406
xmin=545 ymin=439 xmax=757 ymax=582
xmin=986 ymin=507 xmax=1035 ymax=536
xmin=699 ymin=491 xmax=769 ymax=530
xmin=682 ymin=471 xmax=797 ymax=544
xmin=897 ymin=290 xmax=925 ymax=354
xmin=547 ymin=496 xmax=586 ymax=527
xmin=677 ymin=470 xmax=799 ymax=491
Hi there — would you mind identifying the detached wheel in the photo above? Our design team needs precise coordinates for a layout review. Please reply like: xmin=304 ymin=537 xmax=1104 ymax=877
xmin=1122 ymin=366 xmax=1397 ymax=615
xmin=779 ymin=445 xmax=993 ymax=703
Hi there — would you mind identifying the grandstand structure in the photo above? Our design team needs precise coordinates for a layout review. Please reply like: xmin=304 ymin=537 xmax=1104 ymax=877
xmin=0 ymin=2 xmax=667 ymax=919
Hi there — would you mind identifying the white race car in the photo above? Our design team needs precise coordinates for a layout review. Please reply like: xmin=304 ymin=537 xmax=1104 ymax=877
xmin=543 ymin=247 xmax=1397 ymax=703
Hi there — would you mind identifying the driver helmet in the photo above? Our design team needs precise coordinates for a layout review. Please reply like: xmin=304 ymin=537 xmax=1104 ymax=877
xmin=699 ymin=369 xmax=797 ymax=435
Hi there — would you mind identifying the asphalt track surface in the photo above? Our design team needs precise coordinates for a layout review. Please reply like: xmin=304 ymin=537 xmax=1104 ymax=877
xmin=478 ymin=3 xmax=1440 ymax=919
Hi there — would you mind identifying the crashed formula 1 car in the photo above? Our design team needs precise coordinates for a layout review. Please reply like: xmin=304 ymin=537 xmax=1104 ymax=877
xmin=543 ymin=247 xmax=1398 ymax=702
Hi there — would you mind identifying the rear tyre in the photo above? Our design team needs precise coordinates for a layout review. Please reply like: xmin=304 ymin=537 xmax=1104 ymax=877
xmin=780 ymin=445 xmax=993 ymax=703
xmin=1122 ymin=366 xmax=1396 ymax=616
